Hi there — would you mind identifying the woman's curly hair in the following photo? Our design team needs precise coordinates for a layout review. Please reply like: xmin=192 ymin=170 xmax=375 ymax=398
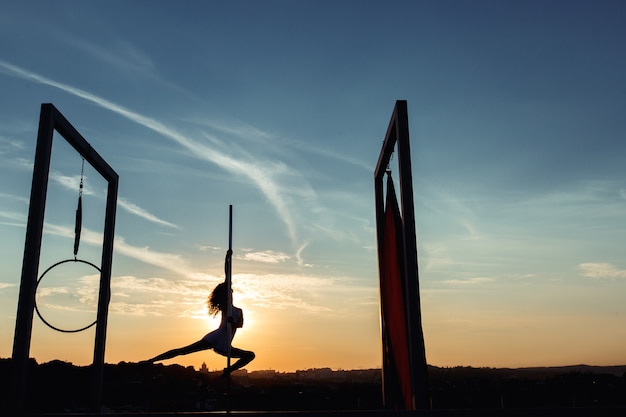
xmin=207 ymin=282 xmax=227 ymax=316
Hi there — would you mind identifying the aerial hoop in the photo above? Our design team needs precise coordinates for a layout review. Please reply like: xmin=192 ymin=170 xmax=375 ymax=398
xmin=34 ymin=258 xmax=100 ymax=333
xmin=34 ymin=157 xmax=101 ymax=333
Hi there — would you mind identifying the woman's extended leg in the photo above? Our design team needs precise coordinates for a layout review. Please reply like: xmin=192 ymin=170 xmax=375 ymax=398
xmin=223 ymin=347 xmax=255 ymax=373
xmin=147 ymin=339 xmax=211 ymax=363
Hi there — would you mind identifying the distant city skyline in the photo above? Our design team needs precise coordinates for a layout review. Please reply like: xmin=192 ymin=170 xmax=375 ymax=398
xmin=1 ymin=1 xmax=626 ymax=372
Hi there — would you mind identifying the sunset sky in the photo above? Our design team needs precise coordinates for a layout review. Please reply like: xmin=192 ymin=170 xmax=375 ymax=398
xmin=1 ymin=1 xmax=625 ymax=372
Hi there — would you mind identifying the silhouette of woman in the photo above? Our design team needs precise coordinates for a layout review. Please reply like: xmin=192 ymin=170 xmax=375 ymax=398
xmin=145 ymin=250 xmax=255 ymax=375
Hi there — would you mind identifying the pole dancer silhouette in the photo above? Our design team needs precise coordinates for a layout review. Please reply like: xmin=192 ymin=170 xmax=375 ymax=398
xmin=145 ymin=246 xmax=255 ymax=376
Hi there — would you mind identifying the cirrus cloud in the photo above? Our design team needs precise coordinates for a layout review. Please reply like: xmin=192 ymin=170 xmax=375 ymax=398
xmin=579 ymin=262 xmax=626 ymax=279
xmin=240 ymin=250 xmax=290 ymax=264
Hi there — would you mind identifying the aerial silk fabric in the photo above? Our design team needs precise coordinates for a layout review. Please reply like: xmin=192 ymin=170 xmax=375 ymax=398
xmin=380 ymin=175 xmax=413 ymax=409
xmin=73 ymin=195 xmax=82 ymax=256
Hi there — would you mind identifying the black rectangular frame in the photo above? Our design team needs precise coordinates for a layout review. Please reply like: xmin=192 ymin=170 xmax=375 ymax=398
xmin=11 ymin=103 xmax=118 ymax=413
xmin=374 ymin=100 xmax=429 ymax=409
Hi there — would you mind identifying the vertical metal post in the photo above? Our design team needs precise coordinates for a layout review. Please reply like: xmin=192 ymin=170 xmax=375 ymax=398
xmin=225 ymin=205 xmax=233 ymax=410
xmin=11 ymin=105 xmax=55 ymax=414
xmin=91 ymin=178 xmax=118 ymax=411
xmin=395 ymin=101 xmax=429 ymax=409
xmin=227 ymin=204 xmax=233 ymax=371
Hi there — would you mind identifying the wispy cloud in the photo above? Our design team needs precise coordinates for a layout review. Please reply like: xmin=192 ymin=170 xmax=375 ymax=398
xmin=193 ymin=244 xmax=222 ymax=252
xmin=192 ymin=119 xmax=274 ymax=145
xmin=107 ymin=275 xmax=214 ymax=317
xmin=288 ymin=140 xmax=371 ymax=171
xmin=35 ymin=273 xmax=206 ymax=318
xmin=416 ymin=183 xmax=482 ymax=240
xmin=34 ymin=270 xmax=351 ymax=319
xmin=234 ymin=273 xmax=336 ymax=313
xmin=1 ymin=176 xmax=178 ymax=232
xmin=233 ymin=272 xmax=378 ymax=318
xmin=194 ymin=118 xmax=371 ymax=171
xmin=49 ymin=171 xmax=96 ymax=196
xmin=118 ymin=197 xmax=179 ymax=229
xmin=29 ymin=224 xmax=374 ymax=318
xmin=0 ymin=209 xmax=26 ymax=223
xmin=240 ymin=250 xmax=290 ymax=264
xmin=295 ymin=241 xmax=312 ymax=267
xmin=58 ymin=34 xmax=195 ymax=99
xmin=113 ymin=236 xmax=192 ymax=274
xmin=44 ymin=223 xmax=194 ymax=276
xmin=422 ymin=242 xmax=454 ymax=272
xmin=33 ymin=268 xmax=353 ymax=319
xmin=0 ymin=60 xmax=299 ymax=245
xmin=440 ymin=277 xmax=495 ymax=286
xmin=48 ymin=170 xmax=178 ymax=228
xmin=61 ymin=35 xmax=156 ymax=74
xmin=0 ymin=155 xmax=32 ymax=171
xmin=0 ymin=135 xmax=25 ymax=155
xmin=579 ymin=262 xmax=626 ymax=279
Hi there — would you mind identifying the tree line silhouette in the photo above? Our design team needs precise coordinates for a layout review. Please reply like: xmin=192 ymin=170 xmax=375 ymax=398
xmin=1 ymin=358 xmax=625 ymax=413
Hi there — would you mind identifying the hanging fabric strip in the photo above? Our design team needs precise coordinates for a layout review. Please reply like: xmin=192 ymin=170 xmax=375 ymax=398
xmin=73 ymin=159 xmax=85 ymax=258
xmin=73 ymin=195 xmax=82 ymax=257
xmin=381 ymin=173 xmax=413 ymax=409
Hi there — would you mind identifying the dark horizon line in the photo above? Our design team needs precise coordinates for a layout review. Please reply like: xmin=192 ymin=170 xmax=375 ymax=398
xmin=4 ymin=357 xmax=626 ymax=374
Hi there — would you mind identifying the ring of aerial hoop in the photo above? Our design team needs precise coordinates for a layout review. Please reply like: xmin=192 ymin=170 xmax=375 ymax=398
xmin=34 ymin=258 xmax=100 ymax=333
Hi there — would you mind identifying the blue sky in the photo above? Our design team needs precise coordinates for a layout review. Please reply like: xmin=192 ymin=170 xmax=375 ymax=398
xmin=1 ymin=1 xmax=625 ymax=371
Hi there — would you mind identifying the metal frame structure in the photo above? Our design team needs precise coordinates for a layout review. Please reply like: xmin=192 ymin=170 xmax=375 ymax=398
xmin=11 ymin=103 xmax=118 ymax=414
xmin=374 ymin=100 xmax=429 ymax=409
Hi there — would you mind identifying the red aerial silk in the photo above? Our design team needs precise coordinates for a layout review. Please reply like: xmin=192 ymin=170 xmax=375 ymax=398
xmin=380 ymin=175 xmax=413 ymax=409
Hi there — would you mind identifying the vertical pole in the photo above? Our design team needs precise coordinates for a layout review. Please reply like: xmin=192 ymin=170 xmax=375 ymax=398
xmin=91 ymin=177 xmax=118 ymax=412
xmin=396 ymin=101 xmax=429 ymax=409
xmin=11 ymin=104 xmax=54 ymax=414
xmin=227 ymin=205 xmax=233 ymax=371
xmin=226 ymin=204 xmax=233 ymax=410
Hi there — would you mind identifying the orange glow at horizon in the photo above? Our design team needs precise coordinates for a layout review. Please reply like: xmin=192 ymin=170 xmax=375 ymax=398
xmin=12 ymin=263 xmax=626 ymax=373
